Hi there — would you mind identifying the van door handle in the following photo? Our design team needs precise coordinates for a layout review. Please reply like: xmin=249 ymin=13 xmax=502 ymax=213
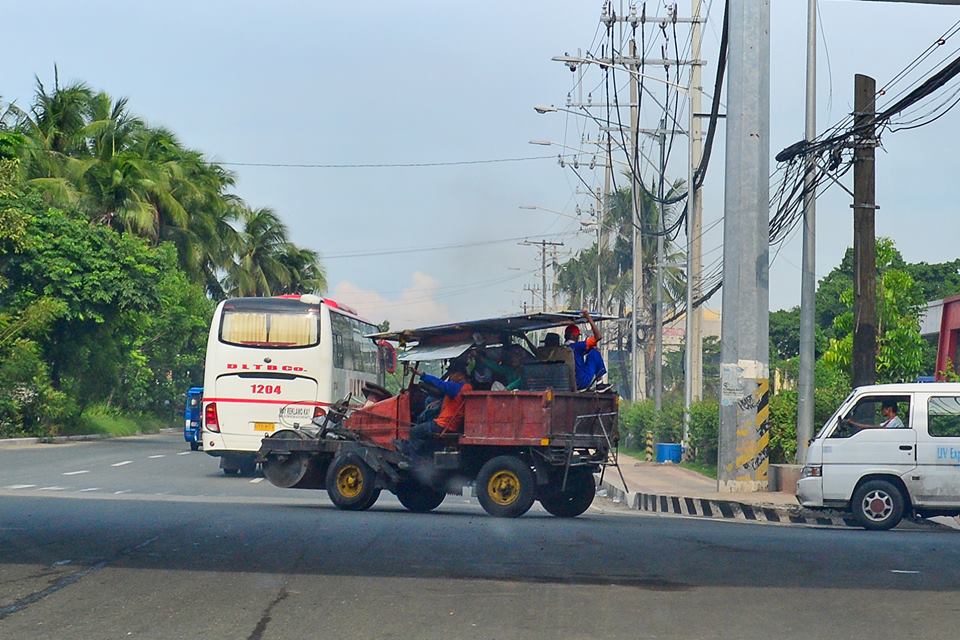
xmin=899 ymin=445 xmax=913 ymax=451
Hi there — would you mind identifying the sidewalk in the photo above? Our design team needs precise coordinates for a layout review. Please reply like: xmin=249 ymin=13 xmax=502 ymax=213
xmin=600 ymin=452 xmax=956 ymax=529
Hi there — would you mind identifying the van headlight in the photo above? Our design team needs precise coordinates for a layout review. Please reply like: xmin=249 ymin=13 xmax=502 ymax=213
xmin=800 ymin=465 xmax=822 ymax=478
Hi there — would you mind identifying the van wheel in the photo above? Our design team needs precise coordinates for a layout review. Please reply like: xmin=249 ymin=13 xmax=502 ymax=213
xmin=852 ymin=480 xmax=905 ymax=531
xmin=326 ymin=453 xmax=378 ymax=511
xmin=539 ymin=471 xmax=595 ymax=518
xmin=476 ymin=455 xmax=536 ymax=518
xmin=395 ymin=483 xmax=446 ymax=513
xmin=358 ymin=488 xmax=382 ymax=511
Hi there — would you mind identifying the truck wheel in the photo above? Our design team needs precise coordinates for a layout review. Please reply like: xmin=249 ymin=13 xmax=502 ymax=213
xmin=326 ymin=453 xmax=378 ymax=511
xmin=395 ymin=483 xmax=446 ymax=513
xmin=539 ymin=471 xmax=595 ymax=518
xmin=852 ymin=479 xmax=905 ymax=531
xmin=358 ymin=488 xmax=382 ymax=511
xmin=476 ymin=455 xmax=536 ymax=518
xmin=190 ymin=441 xmax=200 ymax=451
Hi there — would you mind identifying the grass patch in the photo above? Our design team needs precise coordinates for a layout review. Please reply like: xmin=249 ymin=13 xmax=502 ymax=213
xmin=680 ymin=460 xmax=717 ymax=479
xmin=62 ymin=404 xmax=167 ymax=437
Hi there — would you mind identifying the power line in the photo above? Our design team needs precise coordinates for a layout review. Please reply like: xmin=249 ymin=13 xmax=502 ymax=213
xmin=322 ymin=232 xmax=572 ymax=260
xmin=214 ymin=154 xmax=572 ymax=169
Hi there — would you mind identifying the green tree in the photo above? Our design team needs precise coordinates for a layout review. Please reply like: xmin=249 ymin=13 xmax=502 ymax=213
xmin=822 ymin=238 xmax=927 ymax=383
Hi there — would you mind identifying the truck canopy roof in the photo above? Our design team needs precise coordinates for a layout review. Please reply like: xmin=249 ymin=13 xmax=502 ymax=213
xmin=366 ymin=310 xmax=618 ymax=346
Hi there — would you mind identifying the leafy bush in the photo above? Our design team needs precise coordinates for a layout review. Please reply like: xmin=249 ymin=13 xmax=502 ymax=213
xmin=72 ymin=403 xmax=166 ymax=437
xmin=620 ymin=398 xmax=717 ymax=465
xmin=0 ymin=338 xmax=76 ymax=438
xmin=687 ymin=398 xmax=719 ymax=466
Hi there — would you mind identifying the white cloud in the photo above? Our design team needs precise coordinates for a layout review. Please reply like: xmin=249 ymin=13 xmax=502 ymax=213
xmin=330 ymin=272 xmax=453 ymax=329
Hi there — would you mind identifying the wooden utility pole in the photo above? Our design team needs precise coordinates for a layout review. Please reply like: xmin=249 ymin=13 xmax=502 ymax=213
xmin=851 ymin=73 xmax=878 ymax=388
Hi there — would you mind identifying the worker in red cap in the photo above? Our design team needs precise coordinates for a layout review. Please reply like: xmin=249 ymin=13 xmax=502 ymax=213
xmin=565 ymin=309 xmax=607 ymax=390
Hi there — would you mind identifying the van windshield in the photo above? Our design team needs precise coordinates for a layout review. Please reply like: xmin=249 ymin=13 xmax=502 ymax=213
xmin=219 ymin=298 xmax=320 ymax=348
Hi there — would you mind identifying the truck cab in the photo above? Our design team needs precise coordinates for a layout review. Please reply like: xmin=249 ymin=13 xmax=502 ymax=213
xmin=798 ymin=383 xmax=960 ymax=529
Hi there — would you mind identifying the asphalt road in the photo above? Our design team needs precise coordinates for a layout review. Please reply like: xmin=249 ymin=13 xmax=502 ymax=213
xmin=0 ymin=432 xmax=958 ymax=640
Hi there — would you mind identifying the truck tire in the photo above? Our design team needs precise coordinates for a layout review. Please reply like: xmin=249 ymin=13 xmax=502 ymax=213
xmin=539 ymin=471 xmax=595 ymax=518
xmin=326 ymin=453 xmax=379 ymax=511
xmin=395 ymin=483 xmax=446 ymax=513
xmin=852 ymin=479 xmax=905 ymax=531
xmin=476 ymin=455 xmax=536 ymax=518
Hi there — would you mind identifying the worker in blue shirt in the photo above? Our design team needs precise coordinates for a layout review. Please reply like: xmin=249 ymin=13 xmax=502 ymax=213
xmin=565 ymin=309 xmax=607 ymax=390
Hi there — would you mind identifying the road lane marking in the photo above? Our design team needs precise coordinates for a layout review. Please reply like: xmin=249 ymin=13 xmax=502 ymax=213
xmin=250 ymin=477 xmax=264 ymax=484
xmin=890 ymin=570 xmax=920 ymax=574
xmin=148 ymin=455 xmax=165 ymax=459
xmin=79 ymin=488 xmax=100 ymax=492
xmin=177 ymin=451 xmax=192 ymax=456
xmin=114 ymin=490 xmax=130 ymax=495
xmin=38 ymin=486 xmax=67 ymax=491
xmin=62 ymin=470 xmax=89 ymax=476
xmin=5 ymin=484 xmax=36 ymax=489
xmin=111 ymin=461 xmax=133 ymax=467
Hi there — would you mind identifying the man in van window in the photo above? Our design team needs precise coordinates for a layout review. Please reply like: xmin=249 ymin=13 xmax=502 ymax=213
xmin=850 ymin=400 xmax=906 ymax=430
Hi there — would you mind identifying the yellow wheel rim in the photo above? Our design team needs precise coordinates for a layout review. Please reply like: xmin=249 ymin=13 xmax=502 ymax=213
xmin=487 ymin=470 xmax=521 ymax=506
xmin=336 ymin=464 xmax=364 ymax=499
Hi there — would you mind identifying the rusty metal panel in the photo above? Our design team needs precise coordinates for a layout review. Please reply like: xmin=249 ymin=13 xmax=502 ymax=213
xmin=345 ymin=394 xmax=411 ymax=450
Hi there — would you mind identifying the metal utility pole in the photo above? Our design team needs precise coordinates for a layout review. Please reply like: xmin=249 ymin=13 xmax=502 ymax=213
xmin=654 ymin=120 xmax=666 ymax=412
xmin=629 ymin=37 xmax=647 ymax=402
xmin=852 ymin=73 xmax=878 ymax=388
xmin=718 ymin=0 xmax=771 ymax=493
xmin=797 ymin=0 xmax=817 ymax=462
xmin=521 ymin=240 xmax=565 ymax=312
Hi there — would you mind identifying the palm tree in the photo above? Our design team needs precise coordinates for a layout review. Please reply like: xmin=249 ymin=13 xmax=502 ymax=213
xmin=224 ymin=206 xmax=293 ymax=297
xmin=276 ymin=245 xmax=327 ymax=295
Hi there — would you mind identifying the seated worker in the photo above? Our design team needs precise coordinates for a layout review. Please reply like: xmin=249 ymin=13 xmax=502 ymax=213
xmin=405 ymin=362 xmax=473 ymax=458
xmin=848 ymin=399 xmax=907 ymax=430
xmin=565 ymin=309 xmax=607 ymax=390
xmin=478 ymin=344 xmax=530 ymax=391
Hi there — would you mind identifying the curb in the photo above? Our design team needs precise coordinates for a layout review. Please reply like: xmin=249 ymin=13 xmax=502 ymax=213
xmin=598 ymin=478 xmax=951 ymax=530
xmin=0 ymin=428 xmax=179 ymax=449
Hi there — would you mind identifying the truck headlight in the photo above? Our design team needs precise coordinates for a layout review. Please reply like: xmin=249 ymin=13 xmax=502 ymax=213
xmin=800 ymin=465 xmax=822 ymax=478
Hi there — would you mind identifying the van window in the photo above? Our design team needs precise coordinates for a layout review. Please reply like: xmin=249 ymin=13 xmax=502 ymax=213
xmin=928 ymin=396 xmax=960 ymax=437
xmin=830 ymin=395 xmax=911 ymax=438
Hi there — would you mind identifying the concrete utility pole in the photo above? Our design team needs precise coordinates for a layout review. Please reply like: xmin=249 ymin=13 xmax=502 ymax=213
xmin=851 ymin=73 xmax=878 ymax=388
xmin=688 ymin=0 xmax=705 ymax=405
xmin=654 ymin=120 xmax=666 ymax=412
xmin=521 ymin=240 xmax=565 ymax=313
xmin=797 ymin=0 xmax=818 ymax=462
xmin=630 ymin=36 xmax=647 ymax=402
xmin=718 ymin=0 xmax=771 ymax=493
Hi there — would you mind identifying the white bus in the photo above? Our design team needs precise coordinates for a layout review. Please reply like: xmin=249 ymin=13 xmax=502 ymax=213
xmin=201 ymin=294 xmax=381 ymax=475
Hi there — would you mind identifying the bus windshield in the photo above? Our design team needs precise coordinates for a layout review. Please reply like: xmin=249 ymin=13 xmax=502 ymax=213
xmin=219 ymin=298 xmax=320 ymax=348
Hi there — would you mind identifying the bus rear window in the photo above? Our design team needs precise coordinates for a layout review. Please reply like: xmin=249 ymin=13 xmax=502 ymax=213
xmin=219 ymin=300 xmax=320 ymax=348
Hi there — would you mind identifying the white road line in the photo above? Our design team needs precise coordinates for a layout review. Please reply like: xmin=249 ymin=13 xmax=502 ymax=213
xmin=62 ymin=470 xmax=89 ymax=476
xmin=111 ymin=461 xmax=133 ymax=467
xmin=114 ymin=490 xmax=130 ymax=495
xmin=148 ymin=455 xmax=165 ymax=459
xmin=249 ymin=477 xmax=264 ymax=484
xmin=79 ymin=488 xmax=100 ymax=492
xmin=38 ymin=486 xmax=67 ymax=491
xmin=5 ymin=484 xmax=36 ymax=489
xmin=890 ymin=570 xmax=920 ymax=574
xmin=177 ymin=451 xmax=192 ymax=456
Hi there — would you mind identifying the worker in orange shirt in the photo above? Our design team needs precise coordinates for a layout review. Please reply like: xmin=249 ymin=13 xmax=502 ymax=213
xmin=406 ymin=361 xmax=473 ymax=458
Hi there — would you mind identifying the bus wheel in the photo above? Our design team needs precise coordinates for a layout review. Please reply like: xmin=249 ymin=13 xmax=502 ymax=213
xmin=190 ymin=441 xmax=200 ymax=451
xmin=326 ymin=453 xmax=378 ymax=511
xmin=539 ymin=471 xmax=595 ymax=518
xmin=239 ymin=458 xmax=258 ymax=477
xmin=476 ymin=455 xmax=536 ymax=518
xmin=395 ymin=483 xmax=445 ymax=513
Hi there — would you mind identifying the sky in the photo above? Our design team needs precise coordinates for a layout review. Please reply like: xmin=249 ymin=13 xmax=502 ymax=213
xmin=3 ymin=0 xmax=959 ymax=328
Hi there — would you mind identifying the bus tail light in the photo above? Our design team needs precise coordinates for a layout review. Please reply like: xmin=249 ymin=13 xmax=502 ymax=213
xmin=313 ymin=406 xmax=326 ymax=419
xmin=205 ymin=403 xmax=220 ymax=432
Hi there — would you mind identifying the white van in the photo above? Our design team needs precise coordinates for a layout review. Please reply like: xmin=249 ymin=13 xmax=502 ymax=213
xmin=798 ymin=383 xmax=960 ymax=530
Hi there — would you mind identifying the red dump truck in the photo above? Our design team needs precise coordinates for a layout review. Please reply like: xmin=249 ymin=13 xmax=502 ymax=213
xmin=257 ymin=312 xmax=623 ymax=518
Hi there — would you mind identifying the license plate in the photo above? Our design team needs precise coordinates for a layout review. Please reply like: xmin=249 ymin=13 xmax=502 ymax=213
xmin=253 ymin=422 xmax=275 ymax=432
